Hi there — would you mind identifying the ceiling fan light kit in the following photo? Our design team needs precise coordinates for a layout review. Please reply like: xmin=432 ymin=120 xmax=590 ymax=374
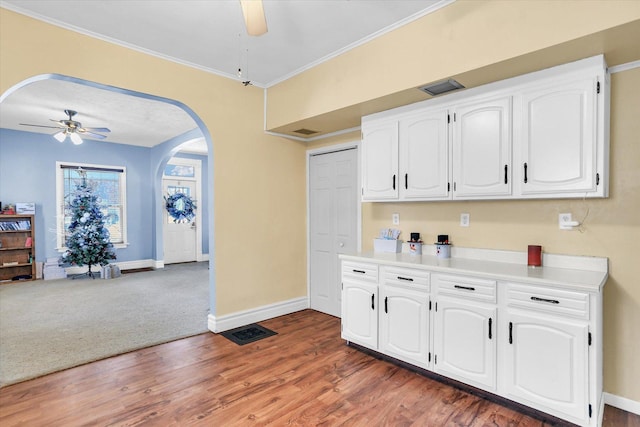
xmin=69 ymin=132 xmax=83 ymax=145
xmin=54 ymin=129 xmax=83 ymax=145
xmin=19 ymin=109 xmax=110 ymax=145
xmin=240 ymin=0 xmax=268 ymax=36
xmin=53 ymin=131 xmax=67 ymax=143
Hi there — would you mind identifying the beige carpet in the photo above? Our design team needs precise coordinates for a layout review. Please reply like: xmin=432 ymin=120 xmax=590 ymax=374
xmin=0 ymin=262 xmax=209 ymax=387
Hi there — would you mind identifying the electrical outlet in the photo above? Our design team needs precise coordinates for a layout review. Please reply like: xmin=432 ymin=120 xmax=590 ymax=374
xmin=559 ymin=213 xmax=579 ymax=230
xmin=392 ymin=213 xmax=400 ymax=225
xmin=460 ymin=213 xmax=470 ymax=227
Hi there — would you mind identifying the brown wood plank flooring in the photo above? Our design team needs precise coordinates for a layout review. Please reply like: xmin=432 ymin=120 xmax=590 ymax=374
xmin=0 ymin=309 xmax=637 ymax=426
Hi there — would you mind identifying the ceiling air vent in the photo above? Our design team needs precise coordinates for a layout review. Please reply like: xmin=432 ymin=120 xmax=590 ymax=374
xmin=293 ymin=128 xmax=319 ymax=135
xmin=418 ymin=79 xmax=465 ymax=96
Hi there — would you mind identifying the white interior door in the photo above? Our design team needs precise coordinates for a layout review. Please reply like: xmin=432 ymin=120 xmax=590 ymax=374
xmin=163 ymin=179 xmax=197 ymax=264
xmin=309 ymin=148 xmax=358 ymax=317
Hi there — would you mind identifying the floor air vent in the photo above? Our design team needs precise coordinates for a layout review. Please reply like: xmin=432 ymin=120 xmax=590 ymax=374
xmin=221 ymin=324 xmax=277 ymax=345
xmin=419 ymin=79 xmax=465 ymax=96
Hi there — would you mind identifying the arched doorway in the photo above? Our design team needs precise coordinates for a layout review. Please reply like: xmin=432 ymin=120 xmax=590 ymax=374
xmin=0 ymin=74 xmax=216 ymax=384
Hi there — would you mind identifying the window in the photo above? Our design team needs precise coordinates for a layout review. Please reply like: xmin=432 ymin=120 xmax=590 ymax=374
xmin=56 ymin=162 xmax=128 ymax=250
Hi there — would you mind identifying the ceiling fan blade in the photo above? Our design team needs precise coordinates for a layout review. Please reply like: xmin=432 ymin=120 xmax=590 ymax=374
xmin=82 ymin=127 xmax=111 ymax=133
xmin=19 ymin=123 xmax=64 ymax=130
xmin=240 ymin=0 xmax=267 ymax=36
xmin=80 ymin=130 xmax=107 ymax=139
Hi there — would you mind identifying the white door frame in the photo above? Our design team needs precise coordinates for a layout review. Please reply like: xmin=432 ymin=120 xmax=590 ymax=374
xmin=163 ymin=156 xmax=204 ymax=262
xmin=306 ymin=141 xmax=362 ymax=311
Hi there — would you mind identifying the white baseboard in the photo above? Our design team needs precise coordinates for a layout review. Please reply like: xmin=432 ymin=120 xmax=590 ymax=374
xmin=208 ymin=297 xmax=309 ymax=333
xmin=63 ymin=257 xmax=215 ymax=274
xmin=604 ymin=392 xmax=640 ymax=415
xmin=65 ymin=259 xmax=158 ymax=274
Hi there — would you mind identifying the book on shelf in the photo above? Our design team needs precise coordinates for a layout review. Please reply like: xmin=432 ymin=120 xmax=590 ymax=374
xmin=0 ymin=220 xmax=31 ymax=231
xmin=24 ymin=237 xmax=32 ymax=248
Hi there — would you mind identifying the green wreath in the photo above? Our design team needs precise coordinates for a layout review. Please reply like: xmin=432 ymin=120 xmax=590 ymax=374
xmin=165 ymin=192 xmax=196 ymax=223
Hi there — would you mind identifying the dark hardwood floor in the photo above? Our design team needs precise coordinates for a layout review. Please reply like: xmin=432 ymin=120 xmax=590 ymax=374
xmin=0 ymin=310 xmax=637 ymax=426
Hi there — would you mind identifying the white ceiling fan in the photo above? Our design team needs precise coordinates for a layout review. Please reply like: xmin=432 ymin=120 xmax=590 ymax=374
xmin=240 ymin=0 xmax=268 ymax=36
xmin=19 ymin=109 xmax=111 ymax=145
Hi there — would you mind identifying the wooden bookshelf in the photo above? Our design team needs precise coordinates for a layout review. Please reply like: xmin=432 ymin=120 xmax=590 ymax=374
xmin=0 ymin=214 xmax=36 ymax=284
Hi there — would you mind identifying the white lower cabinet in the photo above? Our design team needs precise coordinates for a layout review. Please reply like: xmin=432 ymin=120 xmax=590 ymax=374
xmin=341 ymin=261 xmax=379 ymax=349
xmin=379 ymin=267 xmax=431 ymax=368
xmin=341 ymin=280 xmax=378 ymax=348
xmin=503 ymin=281 xmax=592 ymax=425
xmin=503 ymin=310 xmax=588 ymax=424
xmin=434 ymin=297 xmax=497 ymax=390
xmin=340 ymin=255 xmax=603 ymax=427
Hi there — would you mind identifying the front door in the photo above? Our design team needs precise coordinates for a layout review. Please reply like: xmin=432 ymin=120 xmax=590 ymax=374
xmin=309 ymin=148 xmax=358 ymax=317
xmin=163 ymin=179 xmax=197 ymax=264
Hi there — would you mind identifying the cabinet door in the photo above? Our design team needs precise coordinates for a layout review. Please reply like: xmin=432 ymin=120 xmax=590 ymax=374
xmin=434 ymin=297 xmax=496 ymax=390
xmin=341 ymin=280 xmax=378 ymax=349
xmin=361 ymin=121 xmax=398 ymax=200
xmin=399 ymin=109 xmax=450 ymax=200
xmin=520 ymin=77 xmax=598 ymax=195
xmin=453 ymin=96 xmax=512 ymax=198
xmin=379 ymin=286 xmax=430 ymax=368
xmin=504 ymin=310 xmax=588 ymax=424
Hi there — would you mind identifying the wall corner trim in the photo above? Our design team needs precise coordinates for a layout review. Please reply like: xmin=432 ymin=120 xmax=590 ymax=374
xmin=207 ymin=297 xmax=308 ymax=333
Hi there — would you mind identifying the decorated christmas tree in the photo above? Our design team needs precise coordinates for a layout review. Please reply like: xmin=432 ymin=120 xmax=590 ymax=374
xmin=60 ymin=170 xmax=116 ymax=278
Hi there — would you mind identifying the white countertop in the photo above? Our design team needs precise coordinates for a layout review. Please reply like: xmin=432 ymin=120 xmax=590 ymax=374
xmin=340 ymin=249 xmax=608 ymax=293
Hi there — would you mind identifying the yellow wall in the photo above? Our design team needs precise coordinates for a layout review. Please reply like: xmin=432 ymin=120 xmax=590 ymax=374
xmin=0 ymin=9 xmax=308 ymax=316
xmin=267 ymin=0 xmax=640 ymax=132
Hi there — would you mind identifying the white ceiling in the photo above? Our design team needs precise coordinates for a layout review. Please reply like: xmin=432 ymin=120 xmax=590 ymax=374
xmin=0 ymin=0 xmax=451 ymax=150
xmin=0 ymin=78 xmax=200 ymax=148
xmin=1 ymin=0 xmax=448 ymax=87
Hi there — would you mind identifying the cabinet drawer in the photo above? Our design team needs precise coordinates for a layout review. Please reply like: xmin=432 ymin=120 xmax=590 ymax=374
xmin=342 ymin=261 xmax=378 ymax=283
xmin=506 ymin=282 xmax=589 ymax=320
xmin=435 ymin=274 xmax=496 ymax=303
xmin=382 ymin=266 xmax=430 ymax=292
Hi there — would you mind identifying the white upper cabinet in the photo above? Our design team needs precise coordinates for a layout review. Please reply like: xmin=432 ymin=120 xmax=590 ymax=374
xmin=518 ymin=76 xmax=601 ymax=197
xmin=360 ymin=55 xmax=609 ymax=202
xmin=399 ymin=109 xmax=450 ymax=200
xmin=361 ymin=120 xmax=398 ymax=200
xmin=452 ymin=96 xmax=512 ymax=199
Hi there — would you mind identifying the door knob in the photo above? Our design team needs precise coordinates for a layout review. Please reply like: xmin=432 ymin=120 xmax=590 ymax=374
xmin=339 ymin=242 xmax=344 ymax=247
